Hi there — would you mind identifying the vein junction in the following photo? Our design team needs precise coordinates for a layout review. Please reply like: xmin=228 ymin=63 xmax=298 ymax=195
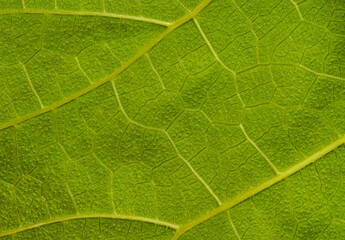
xmin=171 ymin=134 xmax=345 ymax=239
xmin=1 ymin=0 xmax=345 ymax=239
xmin=0 ymin=0 xmax=217 ymax=237
xmin=0 ymin=0 xmax=213 ymax=132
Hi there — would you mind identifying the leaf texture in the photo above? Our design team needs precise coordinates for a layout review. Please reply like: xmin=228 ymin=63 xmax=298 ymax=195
xmin=0 ymin=0 xmax=345 ymax=239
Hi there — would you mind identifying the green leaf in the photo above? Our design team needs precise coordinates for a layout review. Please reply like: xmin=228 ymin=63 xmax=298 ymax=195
xmin=0 ymin=0 xmax=345 ymax=239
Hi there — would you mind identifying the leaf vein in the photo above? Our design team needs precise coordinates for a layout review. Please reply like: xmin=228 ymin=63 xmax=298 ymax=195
xmin=172 ymin=135 xmax=345 ymax=239
xmin=239 ymin=123 xmax=280 ymax=175
xmin=0 ymin=0 xmax=213 ymax=131
xmin=110 ymin=79 xmax=222 ymax=205
xmin=0 ymin=9 xmax=172 ymax=27
xmin=0 ymin=213 xmax=180 ymax=237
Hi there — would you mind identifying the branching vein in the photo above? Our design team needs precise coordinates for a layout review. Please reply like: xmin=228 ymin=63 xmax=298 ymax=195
xmin=75 ymin=56 xmax=92 ymax=84
xmin=110 ymin=79 xmax=222 ymax=205
xmin=193 ymin=18 xmax=246 ymax=107
xmin=239 ymin=124 xmax=280 ymax=175
xmin=0 ymin=0 xmax=213 ymax=131
xmin=172 ymin=134 xmax=345 ymax=239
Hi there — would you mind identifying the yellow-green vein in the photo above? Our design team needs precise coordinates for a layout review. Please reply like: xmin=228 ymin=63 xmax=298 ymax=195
xmin=0 ymin=0 xmax=213 ymax=131
xmin=0 ymin=213 xmax=179 ymax=237
xmin=0 ymin=9 xmax=171 ymax=26
xmin=171 ymin=134 xmax=345 ymax=239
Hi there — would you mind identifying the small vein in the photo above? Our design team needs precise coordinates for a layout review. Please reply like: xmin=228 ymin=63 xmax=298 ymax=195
xmin=193 ymin=18 xmax=246 ymax=107
xmin=65 ymin=182 xmax=78 ymax=214
xmin=145 ymin=53 xmax=165 ymax=90
xmin=287 ymin=0 xmax=345 ymax=39
xmin=334 ymin=218 xmax=345 ymax=224
xmin=239 ymin=124 xmax=280 ymax=175
xmin=303 ymin=20 xmax=345 ymax=38
xmin=58 ymin=142 xmax=79 ymax=214
xmin=0 ymin=213 xmax=179 ymax=237
xmin=75 ymin=56 xmax=92 ymax=84
xmin=192 ymin=19 xmax=235 ymax=75
xmin=288 ymin=0 xmax=304 ymax=21
xmin=93 ymin=153 xmax=116 ymax=214
xmin=167 ymin=135 xmax=223 ymax=206
xmin=176 ymin=0 xmax=190 ymax=12
xmin=200 ymin=110 xmax=212 ymax=123
xmin=0 ymin=0 xmax=213 ymax=131
xmin=226 ymin=211 xmax=241 ymax=240
xmin=231 ymin=0 xmax=259 ymax=62
xmin=0 ymin=9 xmax=172 ymax=27
xmin=110 ymin=80 xmax=162 ymax=132
xmin=19 ymin=62 xmax=44 ymax=109
xmin=104 ymin=42 xmax=123 ymax=64
xmin=102 ymin=0 xmax=106 ymax=13
xmin=296 ymin=64 xmax=345 ymax=81
xmin=237 ymin=63 xmax=345 ymax=82
xmin=111 ymin=79 xmax=222 ymax=205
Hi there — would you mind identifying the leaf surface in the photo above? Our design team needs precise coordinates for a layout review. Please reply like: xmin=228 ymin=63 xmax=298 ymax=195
xmin=0 ymin=0 xmax=345 ymax=239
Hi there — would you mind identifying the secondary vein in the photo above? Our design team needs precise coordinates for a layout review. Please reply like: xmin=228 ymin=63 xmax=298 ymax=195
xmin=171 ymin=134 xmax=345 ymax=239
xmin=0 ymin=0 xmax=213 ymax=131
xmin=0 ymin=213 xmax=180 ymax=237
xmin=110 ymin=79 xmax=222 ymax=206
xmin=0 ymin=9 xmax=172 ymax=27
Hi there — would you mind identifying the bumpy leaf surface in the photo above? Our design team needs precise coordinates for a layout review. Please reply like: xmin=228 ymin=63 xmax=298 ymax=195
xmin=0 ymin=0 xmax=345 ymax=239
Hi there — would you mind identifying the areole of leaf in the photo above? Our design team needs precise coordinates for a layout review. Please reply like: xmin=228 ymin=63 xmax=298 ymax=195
xmin=0 ymin=0 xmax=345 ymax=239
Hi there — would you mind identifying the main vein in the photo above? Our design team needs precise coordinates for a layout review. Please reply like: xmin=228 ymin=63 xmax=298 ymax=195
xmin=171 ymin=134 xmax=345 ymax=239
xmin=0 ymin=213 xmax=180 ymax=237
xmin=0 ymin=0 xmax=213 ymax=131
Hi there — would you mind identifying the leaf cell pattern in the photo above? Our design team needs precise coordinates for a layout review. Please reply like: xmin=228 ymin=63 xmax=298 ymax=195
xmin=0 ymin=0 xmax=345 ymax=239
